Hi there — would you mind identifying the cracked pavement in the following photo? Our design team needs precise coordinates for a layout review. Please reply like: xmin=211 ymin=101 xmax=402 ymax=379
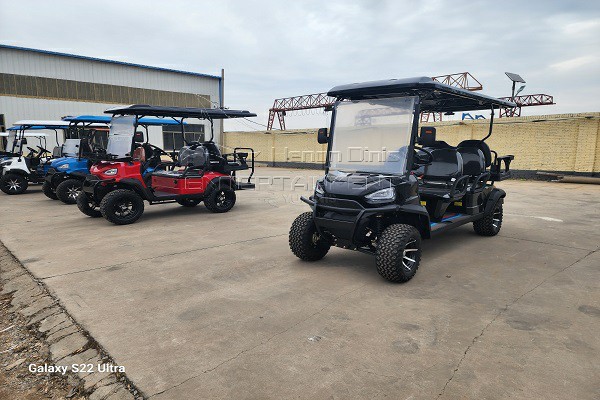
xmin=0 ymin=168 xmax=599 ymax=399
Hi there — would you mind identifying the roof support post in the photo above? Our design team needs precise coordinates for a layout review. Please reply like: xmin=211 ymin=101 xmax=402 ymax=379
xmin=219 ymin=68 xmax=225 ymax=147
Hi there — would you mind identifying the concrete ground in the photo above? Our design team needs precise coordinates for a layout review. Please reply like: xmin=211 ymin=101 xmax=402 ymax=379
xmin=0 ymin=167 xmax=598 ymax=399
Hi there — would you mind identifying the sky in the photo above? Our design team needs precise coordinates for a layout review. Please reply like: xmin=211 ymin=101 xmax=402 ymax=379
xmin=1 ymin=0 xmax=599 ymax=131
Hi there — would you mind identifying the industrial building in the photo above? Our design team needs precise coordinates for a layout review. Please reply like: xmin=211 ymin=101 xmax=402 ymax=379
xmin=0 ymin=44 xmax=223 ymax=150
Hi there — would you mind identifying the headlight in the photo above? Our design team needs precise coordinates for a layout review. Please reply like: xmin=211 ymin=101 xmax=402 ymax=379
xmin=0 ymin=161 xmax=11 ymax=167
xmin=57 ymin=164 xmax=70 ymax=170
xmin=365 ymin=187 xmax=396 ymax=203
xmin=103 ymin=168 xmax=118 ymax=176
xmin=315 ymin=180 xmax=325 ymax=195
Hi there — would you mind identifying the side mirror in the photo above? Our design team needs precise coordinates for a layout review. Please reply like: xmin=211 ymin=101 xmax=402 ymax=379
xmin=317 ymin=128 xmax=329 ymax=144
xmin=21 ymin=138 xmax=28 ymax=145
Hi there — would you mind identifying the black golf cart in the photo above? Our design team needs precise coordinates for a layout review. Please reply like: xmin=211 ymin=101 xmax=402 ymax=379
xmin=289 ymin=77 xmax=515 ymax=282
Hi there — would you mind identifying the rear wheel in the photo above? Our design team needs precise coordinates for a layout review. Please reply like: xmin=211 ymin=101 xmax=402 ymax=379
xmin=376 ymin=224 xmax=422 ymax=283
xmin=0 ymin=173 xmax=28 ymax=195
xmin=289 ymin=212 xmax=330 ymax=261
xmin=474 ymin=200 xmax=503 ymax=236
xmin=76 ymin=192 xmax=101 ymax=218
xmin=42 ymin=181 xmax=58 ymax=200
xmin=55 ymin=179 xmax=82 ymax=204
xmin=177 ymin=198 xmax=202 ymax=207
xmin=100 ymin=189 xmax=145 ymax=225
xmin=204 ymin=184 xmax=236 ymax=213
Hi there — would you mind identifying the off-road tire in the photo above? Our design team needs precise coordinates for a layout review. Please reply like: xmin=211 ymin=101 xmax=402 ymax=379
xmin=42 ymin=181 xmax=58 ymax=200
xmin=0 ymin=173 xmax=28 ymax=195
xmin=376 ymin=224 xmax=422 ymax=283
xmin=474 ymin=200 xmax=503 ymax=236
xmin=204 ymin=184 xmax=236 ymax=213
xmin=76 ymin=192 xmax=102 ymax=218
xmin=56 ymin=179 xmax=82 ymax=204
xmin=100 ymin=189 xmax=145 ymax=225
xmin=289 ymin=212 xmax=331 ymax=261
xmin=177 ymin=198 xmax=202 ymax=207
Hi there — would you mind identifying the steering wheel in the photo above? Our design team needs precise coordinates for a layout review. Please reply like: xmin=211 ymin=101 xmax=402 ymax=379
xmin=37 ymin=145 xmax=51 ymax=155
xmin=27 ymin=146 xmax=38 ymax=154
xmin=413 ymin=146 xmax=434 ymax=165
xmin=145 ymin=144 xmax=176 ymax=162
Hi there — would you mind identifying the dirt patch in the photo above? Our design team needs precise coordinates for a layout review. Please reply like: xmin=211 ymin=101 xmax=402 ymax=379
xmin=0 ymin=242 xmax=140 ymax=400
xmin=0 ymin=290 xmax=82 ymax=400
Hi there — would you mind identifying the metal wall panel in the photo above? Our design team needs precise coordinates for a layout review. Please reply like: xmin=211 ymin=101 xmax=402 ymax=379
xmin=0 ymin=48 xmax=220 ymax=99
xmin=0 ymin=47 xmax=225 ymax=146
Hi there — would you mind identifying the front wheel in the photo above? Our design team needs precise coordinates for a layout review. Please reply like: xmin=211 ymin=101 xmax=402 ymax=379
xmin=376 ymin=224 xmax=422 ymax=283
xmin=99 ymin=189 xmax=145 ymax=225
xmin=204 ymin=184 xmax=236 ymax=213
xmin=474 ymin=200 xmax=503 ymax=236
xmin=289 ymin=212 xmax=331 ymax=261
xmin=55 ymin=179 xmax=82 ymax=204
xmin=0 ymin=173 xmax=28 ymax=195
xmin=42 ymin=181 xmax=58 ymax=200
xmin=76 ymin=192 xmax=102 ymax=218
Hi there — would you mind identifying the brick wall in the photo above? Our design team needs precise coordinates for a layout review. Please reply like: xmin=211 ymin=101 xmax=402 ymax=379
xmin=224 ymin=112 xmax=600 ymax=175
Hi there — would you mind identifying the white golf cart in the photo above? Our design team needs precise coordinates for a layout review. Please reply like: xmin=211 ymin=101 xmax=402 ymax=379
xmin=0 ymin=120 xmax=69 ymax=195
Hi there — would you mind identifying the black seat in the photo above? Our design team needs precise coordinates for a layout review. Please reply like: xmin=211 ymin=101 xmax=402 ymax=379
xmin=152 ymin=145 xmax=207 ymax=179
xmin=457 ymin=140 xmax=492 ymax=192
xmin=457 ymin=147 xmax=485 ymax=176
xmin=418 ymin=127 xmax=453 ymax=150
xmin=419 ymin=148 xmax=469 ymax=220
xmin=457 ymin=140 xmax=492 ymax=168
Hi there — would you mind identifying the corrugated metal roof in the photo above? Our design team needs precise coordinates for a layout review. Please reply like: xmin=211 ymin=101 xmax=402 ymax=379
xmin=0 ymin=44 xmax=221 ymax=80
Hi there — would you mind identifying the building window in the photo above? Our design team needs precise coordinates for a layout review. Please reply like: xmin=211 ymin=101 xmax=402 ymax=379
xmin=162 ymin=124 xmax=205 ymax=151
xmin=0 ymin=73 xmax=212 ymax=108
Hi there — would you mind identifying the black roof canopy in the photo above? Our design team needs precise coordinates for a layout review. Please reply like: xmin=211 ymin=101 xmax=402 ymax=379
xmin=328 ymin=77 xmax=516 ymax=112
xmin=104 ymin=104 xmax=257 ymax=119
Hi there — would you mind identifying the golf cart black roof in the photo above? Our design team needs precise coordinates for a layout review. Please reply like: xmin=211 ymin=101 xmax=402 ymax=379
xmin=328 ymin=76 xmax=516 ymax=112
xmin=104 ymin=105 xmax=257 ymax=119
xmin=63 ymin=115 xmax=185 ymax=126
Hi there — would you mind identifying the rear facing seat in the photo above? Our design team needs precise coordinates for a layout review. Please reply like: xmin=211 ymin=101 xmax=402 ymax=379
xmin=457 ymin=140 xmax=492 ymax=193
xmin=152 ymin=144 xmax=208 ymax=178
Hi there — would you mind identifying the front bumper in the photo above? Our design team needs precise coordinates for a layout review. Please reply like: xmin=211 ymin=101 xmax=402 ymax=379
xmin=45 ymin=169 xmax=65 ymax=187
xmin=302 ymin=196 xmax=398 ymax=246
xmin=82 ymin=175 xmax=114 ymax=203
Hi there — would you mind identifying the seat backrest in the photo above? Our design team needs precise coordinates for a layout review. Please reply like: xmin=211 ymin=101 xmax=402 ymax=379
xmin=457 ymin=147 xmax=485 ymax=176
xmin=418 ymin=127 xmax=436 ymax=147
xmin=202 ymin=141 xmax=222 ymax=160
xmin=52 ymin=146 xmax=62 ymax=158
xmin=132 ymin=146 xmax=146 ymax=162
xmin=80 ymin=138 xmax=93 ymax=155
xmin=179 ymin=145 xmax=208 ymax=168
xmin=423 ymin=148 xmax=463 ymax=180
xmin=458 ymin=140 xmax=492 ymax=167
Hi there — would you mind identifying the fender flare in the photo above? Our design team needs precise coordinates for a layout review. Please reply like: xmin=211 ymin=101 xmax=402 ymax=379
xmin=484 ymin=188 xmax=506 ymax=214
xmin=395 ymin=204 xmax=432 ymax=239
xmin=3 ymin=168 xmax=29 ymax=177
xmin=206 ymin=176 xmax=235 ymax=191
xmin=115 ymin=178 xmax=151 ymax=199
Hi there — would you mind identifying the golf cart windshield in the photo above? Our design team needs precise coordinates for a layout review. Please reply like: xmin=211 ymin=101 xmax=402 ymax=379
xmin=6 ymin=131 xmax=17 ymax=152
xmin=106 ymin=116 xmax=136 ymax=158
xmin=62 ymin=139 xmax=80 ymax=157
xmin=330 ymin=96 xmax=416 ymax=175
